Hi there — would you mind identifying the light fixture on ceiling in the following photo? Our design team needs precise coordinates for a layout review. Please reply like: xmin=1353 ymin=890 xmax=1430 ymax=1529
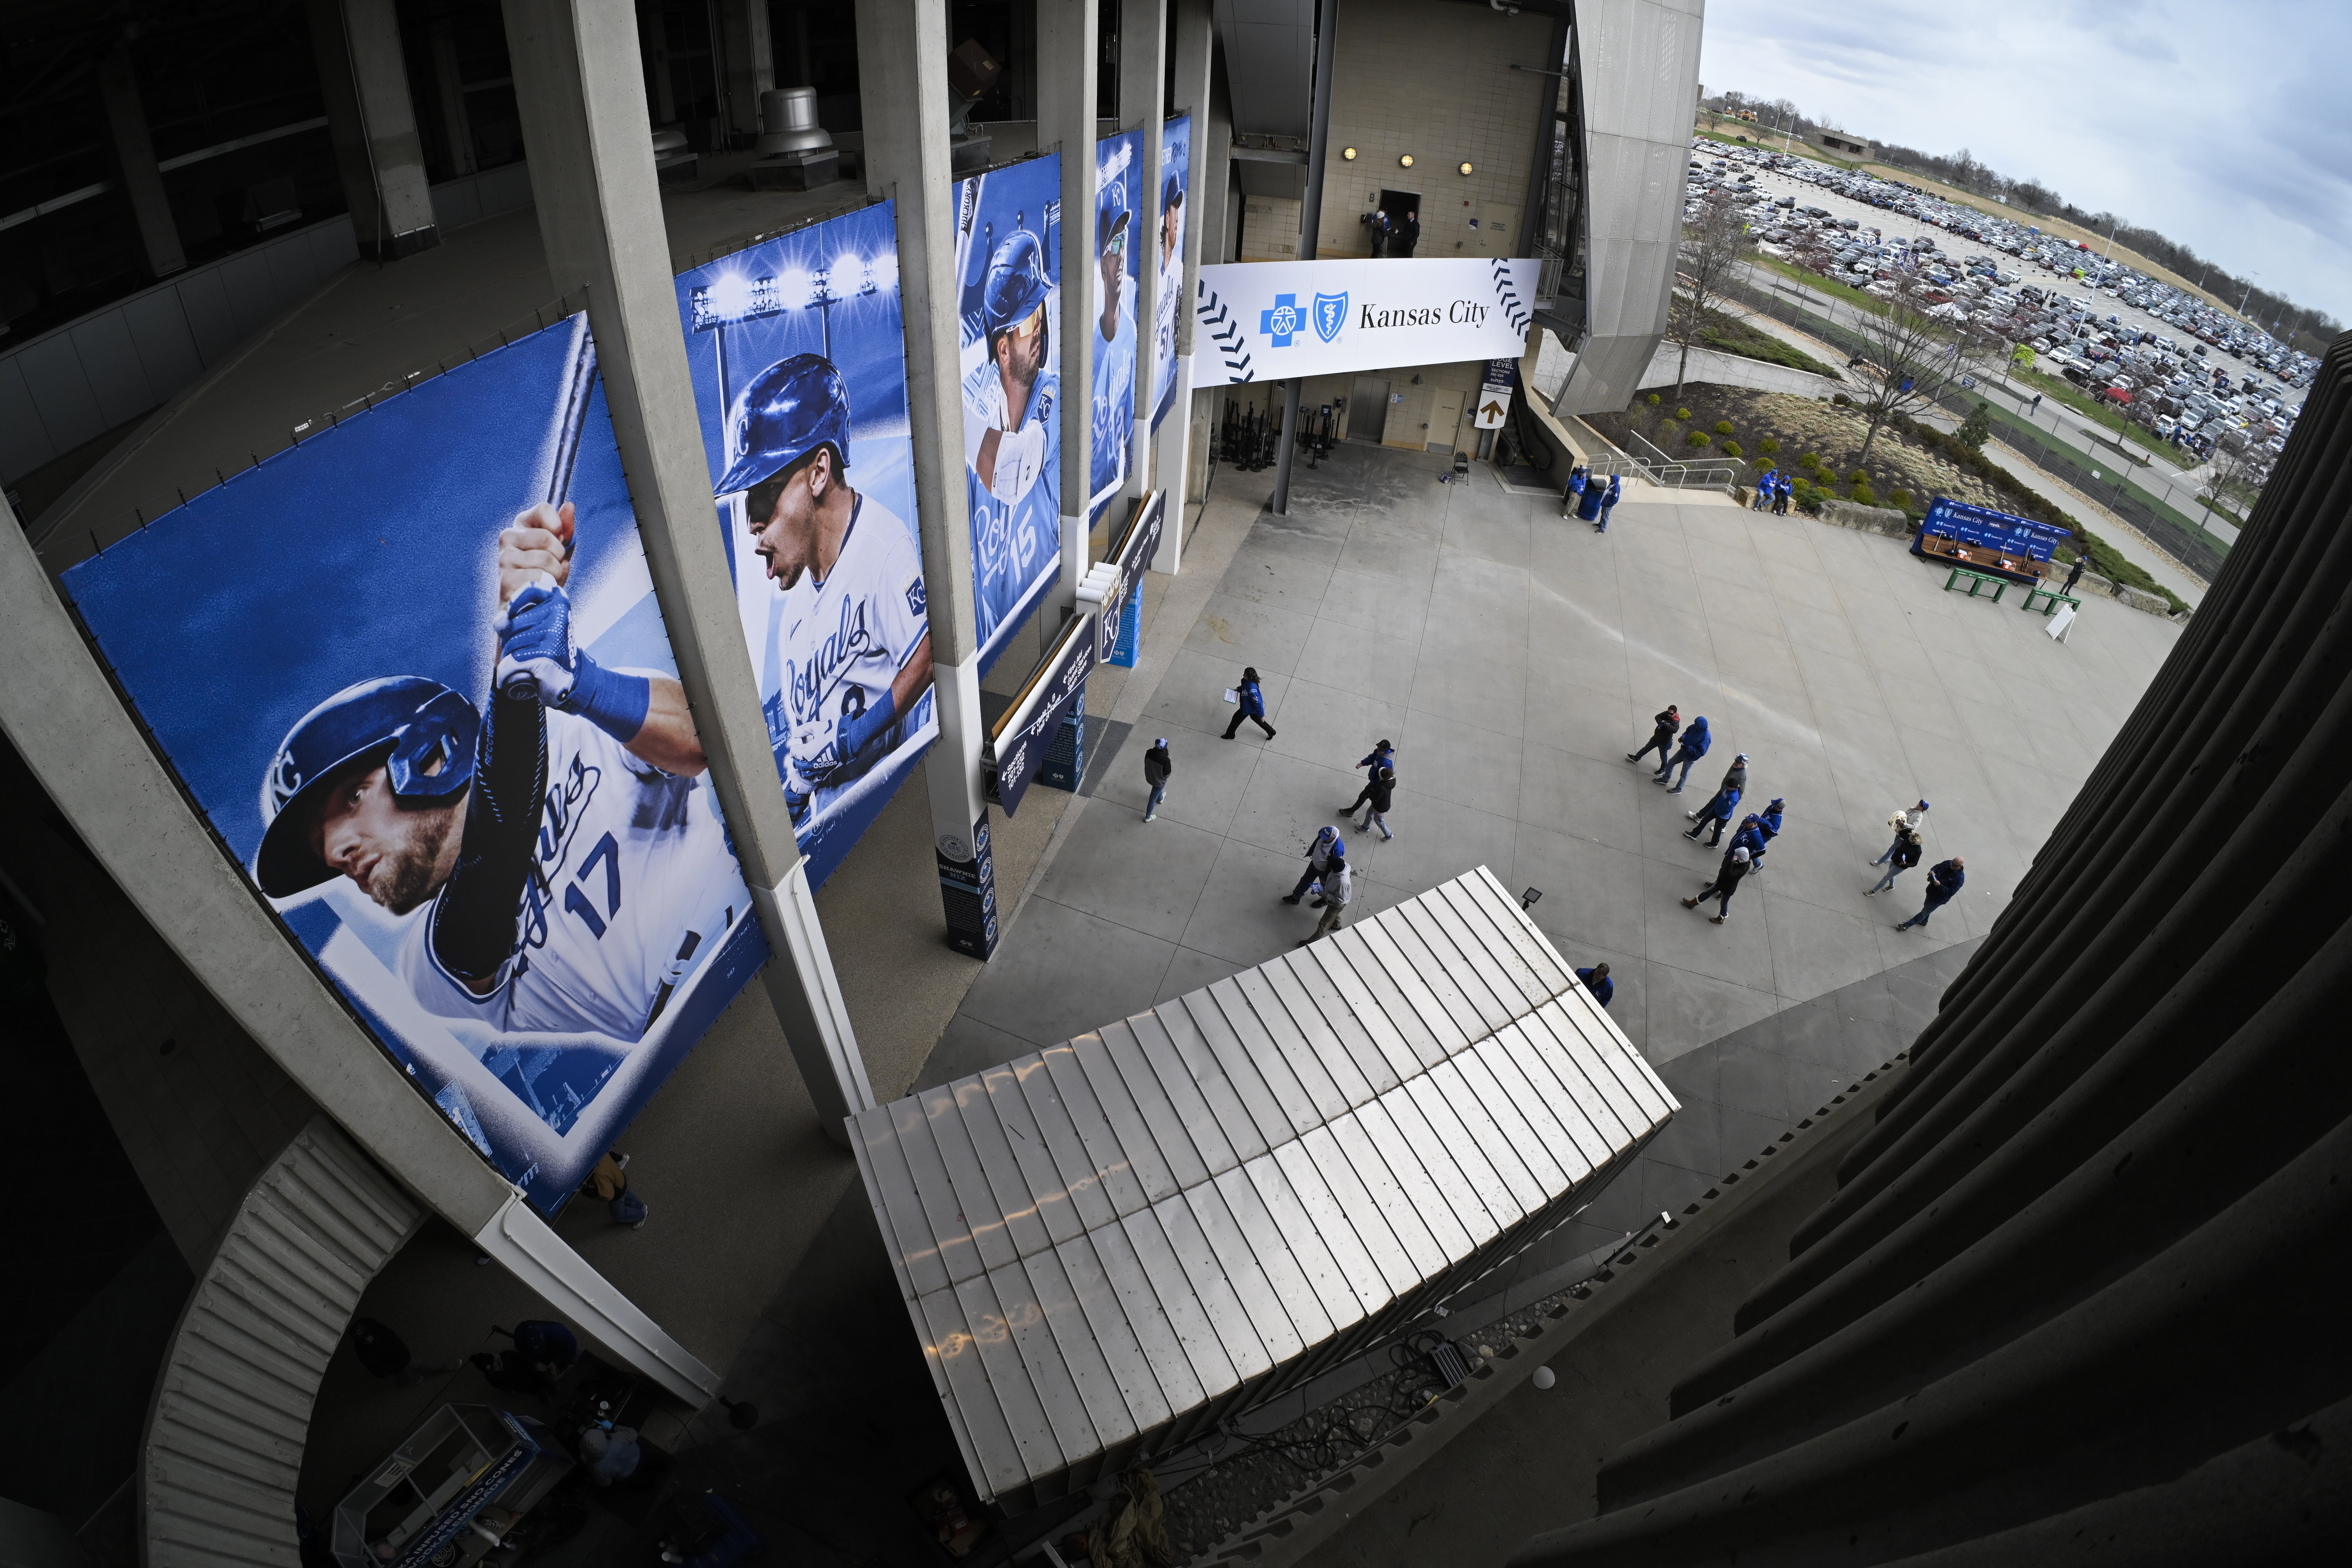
xmin=1342 ymin=146 xmax=1357 ymax=160
xmin=1459 ymin=161 xmax=1474 ymax=176
xmin=1399 ymin=154 xmax=1414 ymax=168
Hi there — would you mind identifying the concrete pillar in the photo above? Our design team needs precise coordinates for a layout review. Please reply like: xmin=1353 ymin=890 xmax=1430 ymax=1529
xmin=430 ymin=20 xmax=477 ymax=178
xmin=502 ymin=0 xmax=873 ymax=1140
xmin=854 ymin=0 xmax=997 ymax=958
xmin=1162 ymin=0 xmax=1214 ymax=560
xmin=95 ymin=48 xmax=185 ymax=280
xmin=717 ymin=0 xmax=776 ymax=143
xmin=306 ymin=0 xmax=440 ymax=259
xmin=1185 ymin=2 xmax=1231 ymax=507
xmin=1038 ymin=0 xmax=1097 ymax=620
xmin=1121 ymin=0 xmax=1165 ymax=503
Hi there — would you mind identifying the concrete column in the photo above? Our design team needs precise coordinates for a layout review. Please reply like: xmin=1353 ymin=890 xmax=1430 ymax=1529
xmin=717 ymin=0 xmax=775 ymax=142
xmin=855 ymin=0 xmax=997 ymax=957
xmin=306 ymin=0 xmax=440 ymax=259
xmin=1162 ymin=0 xmax=1215 ymax=557
xmin=1185 ymin=6 xmax=1231 ymax=507
xmin=1038 ymin=0 xmax=1097 ymax=620
xmin=430 ymin=20 xmax=477 ymax=177
xmin=502 ymin=0 xmax=873 ymax=1141
xmin=1121 ymin=0 xmax=1165 ymax=502
xmin=95 ymin=48 xmax=185 ymax=280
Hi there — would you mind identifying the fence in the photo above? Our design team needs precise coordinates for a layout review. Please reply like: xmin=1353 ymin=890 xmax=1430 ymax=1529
xmin=1719 ymin=271 xmax=2230 ymax=581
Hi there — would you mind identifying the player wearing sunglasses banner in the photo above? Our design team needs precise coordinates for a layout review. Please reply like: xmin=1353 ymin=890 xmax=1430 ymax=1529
xmin=1089 ymin=175 xmax=1139 ymax=522
xmin=961 ymin=228 xmax=1061 ymax=652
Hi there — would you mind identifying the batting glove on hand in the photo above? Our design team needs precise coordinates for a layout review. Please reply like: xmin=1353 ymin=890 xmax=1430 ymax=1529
xmin=989 ymin=421 xmax=1047 ymax=505
xmin=494 ymin=576 xmax=578 ymax=706
xmin=787 ymin=716 xmax=843 ymax=793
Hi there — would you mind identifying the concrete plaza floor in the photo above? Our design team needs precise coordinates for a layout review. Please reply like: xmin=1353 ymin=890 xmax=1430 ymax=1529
xmin=925 ymin=438 xmax=2180 ymax=1094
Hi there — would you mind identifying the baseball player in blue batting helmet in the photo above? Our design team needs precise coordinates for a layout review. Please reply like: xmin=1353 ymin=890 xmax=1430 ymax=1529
xmin=254 ymin=676 xmax=478 ymax=898
xmin=725 ymin=349 xmax=934 ymax=818
xmin=969 ymin=229 xmax=1055 ymax=508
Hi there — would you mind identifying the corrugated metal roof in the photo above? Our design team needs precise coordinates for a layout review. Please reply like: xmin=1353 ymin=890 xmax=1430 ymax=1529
xmin=852 ymin=868 xmax=1676 ymax=1509
xmin=142 ymin=1117 xmax=425 ymax=1568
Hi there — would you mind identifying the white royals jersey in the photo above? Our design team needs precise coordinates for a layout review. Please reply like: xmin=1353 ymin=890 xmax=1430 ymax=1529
xmin=1155 ymin=250 xmax=1180 ymax=379
xmin=962 ymin=356 xmax=1061 ymax=649
xmin=401 ymin=707 xmax=741 ymax=1042
xmin=777 ymin=494 xmax=928 ymax=788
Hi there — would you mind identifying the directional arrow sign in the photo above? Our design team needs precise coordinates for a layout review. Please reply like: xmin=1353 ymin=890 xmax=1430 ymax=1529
xmin=1473 ymin=389 xmax=1512 ymax=429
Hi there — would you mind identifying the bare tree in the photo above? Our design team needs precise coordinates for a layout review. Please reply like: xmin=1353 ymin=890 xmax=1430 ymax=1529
xmin=2198 ymin=440 xmax=2268 ymax=531
xmin=1842 ymin=299 xmax=1957 ymax=463
xmin=1666 ymin=196 xmax=1752 ymax=409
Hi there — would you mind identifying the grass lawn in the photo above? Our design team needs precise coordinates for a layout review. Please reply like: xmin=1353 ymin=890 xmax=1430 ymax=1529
xmin=2009 ymin=366 xmax=2192 ymax=470
xmin=1694 ymin=306 xmax=1843 ymax=380
xmin=1748 ymin=255 xmax=1891 ymax=317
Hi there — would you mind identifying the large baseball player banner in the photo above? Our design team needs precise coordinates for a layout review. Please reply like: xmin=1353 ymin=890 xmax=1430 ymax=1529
xmin=955 ymin=152 xmax=1065 ymax=674
xmin=1153 ymin=114 xmax=1191 ymax=432
xmin=64 ymin=316 xmax=766 ymax=1215
xmin=1193 ymin=256 xmax=1540 ymax=386
xmin=675 ymin=203 xmax=938 ymax=891
xmin=1088 ymin=129 xmax=1143 ymax=528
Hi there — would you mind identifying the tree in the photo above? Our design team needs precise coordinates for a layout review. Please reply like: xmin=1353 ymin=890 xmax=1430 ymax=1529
xmin=1958 ymin=401 xmax=1991 ymax=450
xmin=2198 ymin=441 xmax=2268 ymax=532
xmin=1842 ymin=300 xmax=1956 ymax=463
xmin=1666 ymin=196 xmax=1752 ymax=409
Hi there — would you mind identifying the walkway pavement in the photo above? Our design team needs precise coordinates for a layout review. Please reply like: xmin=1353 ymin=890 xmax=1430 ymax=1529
xmin=918 ymin=439 xmax=2179 ymax=1093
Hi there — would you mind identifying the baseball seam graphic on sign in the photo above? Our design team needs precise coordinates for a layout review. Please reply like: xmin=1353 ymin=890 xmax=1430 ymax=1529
xmin=1199 ymin=277 xmax=1253 ymax=382
xmin=1489 ymin=257 xmax=1531 ymax=334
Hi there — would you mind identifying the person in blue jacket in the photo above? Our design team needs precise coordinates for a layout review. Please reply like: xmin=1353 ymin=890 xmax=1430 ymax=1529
xmin=1576 ymin=962 xmax=1613 ymax=1010
xmin=1727 ymin=813 xmax=1767 ymax=862
xmin=1683 ymin=781 xmax=1742 ymax=845
xmin=1753 ymin=469 xmax=1777 ymax=510
xmin=1654 ymin=714 xmax=1710 ymax=792
xmin=1562 ymin=465 xmax=1587 ymax=519
xmin=1342 ymin=739 xmax=1396 ymax=815
xmin=1223 ymin=665 xmax=1276 ymax=741
xmin=1595 ymin=473 xmax=1622 ymax=532
xmin=1750 ymin=797 xmax=1785 ymax=871
xmin=1897 ymin=855 xmax=1966 ymax=931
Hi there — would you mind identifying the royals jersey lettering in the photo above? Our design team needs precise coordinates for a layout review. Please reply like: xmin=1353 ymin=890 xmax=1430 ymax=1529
xmin=774 ymin=494 xmax=930 ymax=808
xmin=963 ymin=356 xmax=1061 ymax=654
xmin=402 ymin=708 xmax=739 ymax=1042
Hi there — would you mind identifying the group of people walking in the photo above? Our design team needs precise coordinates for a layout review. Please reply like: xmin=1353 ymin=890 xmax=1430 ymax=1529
xmin=1750 ymin=470 xmax=1794 ymax=514
xmin=1863 ymin=800 xmax=1966 ymax=931
xmin=1564 ymin=465 xmax=1622 ymax=531
xmin=1632 ymin=705 xmax=1784 ymax=924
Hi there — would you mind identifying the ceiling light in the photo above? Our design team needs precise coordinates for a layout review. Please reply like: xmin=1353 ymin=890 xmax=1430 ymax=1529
xmin=1458 ymin=162 xmax=1474 ymax=176
xmin=1399 ymin=154 xmax=1414 ymax=168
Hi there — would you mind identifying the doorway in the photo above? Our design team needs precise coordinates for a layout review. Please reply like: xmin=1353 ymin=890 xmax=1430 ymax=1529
xmin=1379 ymin=189 xmax=1421 ymax=256
xmin=1348 ymin=377 xmax=1390 ymax=443
xmin=1427 ymin=389 xmax=1464 ymax=452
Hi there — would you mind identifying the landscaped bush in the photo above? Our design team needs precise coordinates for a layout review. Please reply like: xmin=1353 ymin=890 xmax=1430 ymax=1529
xmin=1720 ymin=440 xmax=1743 ymax=459
xmin=1832 ymin=393 xmax=1852 ymax=406
xmin=1847 ymin=469 xmax=1868 ymax=485
xmin=1789 ymin=477 xmax=1819 ymax=510
xmin=1890 ymin=488 xmax=1913 ymax=508
xmin=1646 ymin=392 xmax=1662 ymax=406
xmin=1796 ymin=452 xmax=1822 ymax=472
xmin=1850 ymin=482 xmax=1877 ymax=507
xmin=1714 ymin=420 xmax=1735 ymax=436
xmin=1687 ymin=430 xmax=1712 ymax=449
xmin=1676 ymin=406 xmax=1692 ymax=421
xmin=1759 ymin=437 xmax=1781 ymax=457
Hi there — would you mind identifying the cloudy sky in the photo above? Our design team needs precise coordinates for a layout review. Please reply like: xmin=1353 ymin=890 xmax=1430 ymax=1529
xmin=1697 ymin=0 xmax=2350 ymax=324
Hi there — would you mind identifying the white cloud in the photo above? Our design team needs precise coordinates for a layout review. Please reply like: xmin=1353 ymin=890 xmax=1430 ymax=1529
xmin=1697 ymin=0 xmax=2352 ymax=323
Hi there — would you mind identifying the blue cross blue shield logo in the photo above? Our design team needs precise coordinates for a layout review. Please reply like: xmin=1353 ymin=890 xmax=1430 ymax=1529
xmin=1314 ymin=291 xmax=1348 ymax=344
xmin=1261 ymin=293 xmax=1302 ymax=347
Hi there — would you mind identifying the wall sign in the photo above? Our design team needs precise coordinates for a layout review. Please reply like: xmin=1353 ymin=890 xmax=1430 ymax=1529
xmin=987 ymin=612 xmax=1095 ymax=817
xmin=1919 ymin=495 xmax=2071 ymax=561
xmin=1094 ymin=490 xmax=1165 ymax=664
xmin=1195 ymin=256 xmax=1539 ymax=385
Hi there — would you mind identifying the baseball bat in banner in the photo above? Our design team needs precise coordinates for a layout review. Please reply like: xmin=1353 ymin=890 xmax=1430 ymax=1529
xmin=501 ymin=312 xmax=600 ymax=701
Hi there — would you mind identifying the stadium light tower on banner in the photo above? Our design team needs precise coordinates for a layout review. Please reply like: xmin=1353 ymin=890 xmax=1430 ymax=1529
xmin=690 ymin=252 xmax=894 ymax=467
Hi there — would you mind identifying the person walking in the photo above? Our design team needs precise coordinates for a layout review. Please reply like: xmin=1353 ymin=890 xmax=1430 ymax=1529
xmin=1896 ymin=854 xmax=1966 ymax=931
xmin=1143 ymin=736 xmax=1174 ymax=821
xmin=1353 ymin=764 xmax=1396 ymax=840
xmin=1300 ymin=852 xmax=1352 ymax=944
xmin=1683 ymin=775 xmax=1743 ymax=845
xmin=1866 ymin=827 xmax=1922 ymax=895
xmin=1367 ymin=207 xmax=1391 ymax=258
xmin=1774 ymin=474 xmax=1792 ymax=515
xmin=1575 ymin=962 xmax=1613 ymax=1010
xmin=1283 ymin=825 xmax=1345 ymax=904
xmin=1753 ymin=469 xmax=1777 ymax=510
xmin=1628 ymin=704 xmax=1681 ymax=770
xmin=1223 ymin=666 xmax=1276 ymax=741
xmin=1870 ymin=801 xmax=1931 ymax=866
xmin=1727 ymin=812 xmax=1767 ymax=863
xmin=1753 ymin=797 xmax=1786 ymax=867
xmin=1681 ymin=845 xmax=1753 ymax=923
xmin=1343 ymin=740 xmax=1396 ymax=816
xmin=1655 ymin=715 xmax=1711 ymax=792
xmin=1595 ymin=473 xmax=1622 ymax=533
xmin=2061 ymin=556 xmax=2087 ymax=596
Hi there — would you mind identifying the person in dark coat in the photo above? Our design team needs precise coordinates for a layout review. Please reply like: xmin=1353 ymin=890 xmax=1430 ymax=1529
xmin=2061 ymin=556 xmax=2087 ymax=596
xmin=1867 ymin=828 xmax=1923 ymax=895
xmin=1282 ymin=825 xmax=1345 ymax=904
xmin=1223 ymin=666 xmax=1276 ymax=740
xmin=1353 ymin=765 xmax=1396 ymax=840
xmin=1896 ymin=855 xmax=1966 ymax=930
xmin=1396 ymin=209 xmax=1420 ymax=257
xmin=1628 ymin=705 xmax=1681 ymax=770
xmin=1576 ymin=963 xmax=1613 ymax=1010
xmin=1655 ymin=715 xmax=1711 ymax=792
xmin=1343 ymin=740 xmax=1396 ymax=817
xmin=1143 ymin=737 xmax=1174 ymax=821
xmin=1682 ymin=845 xmax=1752 ymax=922
xmin=1753 ymin=797 xmax=1786 ymax=868
xmin=1596 ymin=473 xmax=1622 ymax=532
xmin=472 ymin=1319 xmax=579 ymax=1396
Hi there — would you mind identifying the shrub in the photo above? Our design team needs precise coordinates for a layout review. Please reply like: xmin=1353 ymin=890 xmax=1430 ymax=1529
xmin=1687 ymin=430 xmax=1712 ymax=449
xmin=1676 ymin=406 xmax=1692 ymax=421
xmin=1832 ymin=392 xmax=1853 ymax=406
xmin=1789 ymin=477 xmax=1819 ymax=510
xmin=1759 ymin=437 xmax=1781 ymax=457
xmin=1797 ymin=452 xmax=1821 ymax=471
xmin=1890 ymin=488 xmax=1913 ymax=508
xmin=1850 ymin=483 xmax=1877 ymax=507
xmin=1958 ymin=400 xmax=1992 ymax=449
xmin=1714 ymin=420 xmax=1735 ymax=436
xmin=1646 ymin=392 xmax=1662 ymax=406
xmin=1720 ymin=439 xmax=1743 ymax=459
xmin=1847 ymin=469 xmax=1868 ymax=485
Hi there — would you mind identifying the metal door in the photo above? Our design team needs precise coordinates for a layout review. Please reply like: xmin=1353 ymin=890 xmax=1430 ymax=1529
xmin=1348 ymin=377 xmax=1390 ymax=443
xmin=1427 ymin=390 xmax=1464 ymax=452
